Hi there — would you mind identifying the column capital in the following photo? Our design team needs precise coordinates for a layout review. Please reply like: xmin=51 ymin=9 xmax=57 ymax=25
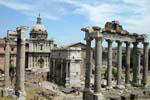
xmin=106 ymin=39 xmax=113 ymax=43
xmin=95 ymin=37 xmax=102 ymax=40
xmin=125 ymin=42 xmax=131 ymax=45
xmin=143 ymin=42 xmax=149 ymax=46
xmin=116 ymin=40 xmax=122 ymax=45
xmin=84 ymin=37 xmax=93 ymax=41
xmin=133 ymin=42 xmax=139 ymax=46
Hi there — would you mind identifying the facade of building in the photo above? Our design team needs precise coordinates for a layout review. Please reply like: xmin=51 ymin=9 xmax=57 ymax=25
xmin=0 ymin=15 xmax=55 ymax=72
xmin=50 ymin=47 xmax=82 ymax=87
xmin=64 ymin=42 xmax=95 ymax=80
xmin=25 ymin=15 xmax=55 ymax=72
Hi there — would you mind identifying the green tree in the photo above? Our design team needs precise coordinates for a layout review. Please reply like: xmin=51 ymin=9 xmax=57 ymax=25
xmin=9 ymin=64 xmax=15 ymax=84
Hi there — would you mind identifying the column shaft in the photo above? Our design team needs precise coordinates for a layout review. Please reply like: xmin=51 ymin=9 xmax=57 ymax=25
xmin=16 ymin=38 xmax=21 ymax=91
xmin=52 ymin=59 xmax=55 ymax=81
xmin=107 ymin=40 xmax=113 ymax=87
xmin=61 ymin=60 xmax=63 ymax=80
xmin=94 ymin=38 xmax=102 ymax=93
xmin=125 ymin=42 xmax=131 ymax=84
xmin=4 ymin=39 xmax=10 ymax=88
xmin=132 ymin=42 xmax=138 ymax=83
xmin=85 ymin=39 xmax=92 ymax=89
xmin=117 ymin=41 xmax=122 ymax=85
xmin=65 ymin=61 xmax=69 ymax=86
xmin=143 ymin=42 xmax=149 ymax=85
xmin=16 ymin=37 xmax=26 ymax=92
xmin=137 ymin=51 xmax=141 ymax=84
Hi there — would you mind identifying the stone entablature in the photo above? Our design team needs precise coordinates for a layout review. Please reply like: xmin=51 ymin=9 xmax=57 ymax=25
xmin=51 ymin=47 xmax=82 ymax=60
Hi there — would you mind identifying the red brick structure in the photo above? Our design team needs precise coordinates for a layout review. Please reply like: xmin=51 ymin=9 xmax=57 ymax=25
xmin=0 ymin=38 xmax=17 ymax=71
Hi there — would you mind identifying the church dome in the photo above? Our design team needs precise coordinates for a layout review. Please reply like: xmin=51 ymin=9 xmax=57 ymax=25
xmin=30 ymin=14 xmax=48 ymax=40
xmin=31 ymin=14 xmax=47 ymax=32
xmin=32 ymin=24 xmax=46 ymax=32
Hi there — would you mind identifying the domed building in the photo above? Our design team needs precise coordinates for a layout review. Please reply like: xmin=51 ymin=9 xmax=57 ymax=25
xmin=26 ymin=14 xmax=55 ymax=71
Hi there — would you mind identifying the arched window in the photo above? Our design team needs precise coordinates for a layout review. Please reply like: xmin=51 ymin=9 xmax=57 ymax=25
xmin=40 ymin=45 xmax=43 ymax=50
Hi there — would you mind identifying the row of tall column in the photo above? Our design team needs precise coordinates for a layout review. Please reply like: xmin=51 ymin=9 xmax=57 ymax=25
xmin=50 ymin=59 xmax=70 ymax=87
xmin=83 ymin=29 xmax=149 ymax=100
xmin=107 ymin=41 xmax=149 ymax=87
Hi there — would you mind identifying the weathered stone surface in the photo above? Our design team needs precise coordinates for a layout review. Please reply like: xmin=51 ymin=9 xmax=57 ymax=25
xmin=132 ymin=42 xmax=138 ymax=85
xmin=130 ymin=94 xmax=138 ymax=100
xmin=4 ymin=38 xmax=10 ymax=96
xmin=110 ymin=96 xmax=121 ymax=100
xmin=83 ymin=88 xmax=93 ymax=100
xmin=94 ymin=38 xmax=102 ymax=93
xmin=142 ymin=42 xmax=149 ymax=85
xmin=125 ymin=42 xmax=130 ymax=84
xmin=93 ymin=93 xmax=105 ymax=100
xmin=117 ymin=41 xmax=122 ymax=86
xmin=121 ymin=95 xmax=130 ymax=100
xmin=107 ymin=40 xmax=113 ymax=87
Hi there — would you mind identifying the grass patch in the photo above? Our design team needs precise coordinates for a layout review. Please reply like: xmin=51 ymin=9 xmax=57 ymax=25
xmin=0 ymin=97 xmax=15 ymax=100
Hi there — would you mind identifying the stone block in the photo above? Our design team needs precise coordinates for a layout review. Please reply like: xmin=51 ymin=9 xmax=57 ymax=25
xmin=130 ymin=94 xmax=138 ymax=100
xmin=110 ymin=96 xmax=121 ymax=100
xmin=93 ymin=93 xmax=105 ymax=100
xmin=83 ymin=89 xmax=93 ymax=100
xmin=15 ymin=91 xmax=26 ymax=100
xmin=121 ymin=95 xmax=130 ymax=100
xmin=2 ymin=88 xmax=15 ymax=97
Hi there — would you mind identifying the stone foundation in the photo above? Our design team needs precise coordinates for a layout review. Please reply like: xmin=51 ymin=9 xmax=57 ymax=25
xmin=93 ymin=93 xmax=105 ymax=100
xmin=83 ymin=89 xmax=93 ymax=100
xmin=2 ymin=88 xmax=15 ymax=97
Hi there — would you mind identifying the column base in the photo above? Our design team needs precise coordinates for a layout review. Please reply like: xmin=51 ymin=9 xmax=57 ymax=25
xmin=3 ymin=88 xmax=15 ymax=97
xmin=15 ymin=90 xmax=26 ymax=100
xmin=93 ymin=93 xmax=105 ymax=100
xmin=125 ymin=84 xmax=131 ymax=88
xmin=106 ymin=86 xmax=113 ymax=90
xmin=83 ymin=88 xmax=93 ymax=100
xmin=116 ymin=85 xmax=125 ymax=89
xmin=132 ymin=82 xmax=142 ymax=87
xmin=65 ymin=78 xmax=70 ymax=87
xmin=143 ymin=84 xmax=149 ymax=88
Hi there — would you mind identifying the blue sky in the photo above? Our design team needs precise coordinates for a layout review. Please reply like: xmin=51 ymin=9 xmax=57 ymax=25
xmin=0 ymin=0 xmax=150 ymax=47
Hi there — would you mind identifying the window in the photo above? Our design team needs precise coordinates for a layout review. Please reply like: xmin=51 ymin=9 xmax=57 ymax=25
xmin=76 ymin=72 xmax=78 ymax=75
xmin=11 ymin=48 xmax=14 ymax=51
xmin=40 ymin=45 xmax=43 ymax=50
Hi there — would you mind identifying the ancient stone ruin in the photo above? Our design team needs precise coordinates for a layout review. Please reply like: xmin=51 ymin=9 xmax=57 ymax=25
xmin=3 ymin=26 xmax=28 ymax=100
xmin=82 ymin=21 xmax=149 ymax=100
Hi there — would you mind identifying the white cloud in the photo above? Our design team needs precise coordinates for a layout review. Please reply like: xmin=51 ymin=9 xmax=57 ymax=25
xmin=0 ymin=0 xmax=66 ymax=20
xmin=0 ymin=0 xmax=33 ymax=10
xmin=57 ymin=0 xmax=150 ymax=35
xmin=0 ymin=0 xmax=149 ymax=38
